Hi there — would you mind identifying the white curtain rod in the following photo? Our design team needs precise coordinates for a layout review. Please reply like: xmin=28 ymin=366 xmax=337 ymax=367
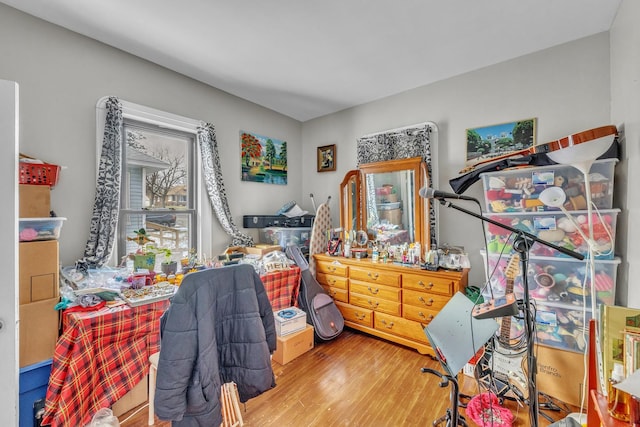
xmin=360 ymin=121 xmax=438 ymax=138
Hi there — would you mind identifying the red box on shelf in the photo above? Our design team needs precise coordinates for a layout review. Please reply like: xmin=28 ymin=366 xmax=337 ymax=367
xmin=19 ymin=162 xmax=61 ymax=187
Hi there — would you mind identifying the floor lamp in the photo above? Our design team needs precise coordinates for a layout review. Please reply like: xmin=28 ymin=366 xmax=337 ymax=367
xmin=545 ymin=125 xmax=618 ymax=315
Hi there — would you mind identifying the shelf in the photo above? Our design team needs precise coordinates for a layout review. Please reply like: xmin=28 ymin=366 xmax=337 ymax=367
xmin=590 ymin=390 xmax=630 ymax=426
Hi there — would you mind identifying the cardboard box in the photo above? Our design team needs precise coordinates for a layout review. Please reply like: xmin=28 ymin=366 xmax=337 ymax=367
xmin=19 ymin=184 xmax=51 ymax=218
xmin=19 ymin=240 xmax=59 ymax=305
xmin=536 ymin=344 xmax=585 ymax=406
xmin=274 ymin=307 xmax=307 ymax=336
xmin=19 ymin=297 xmax=59 ymax=367
xmin=111 ymin=375 xmax=148 ymax=417
xmin=272 ymin=325 xmax=314 ymax=365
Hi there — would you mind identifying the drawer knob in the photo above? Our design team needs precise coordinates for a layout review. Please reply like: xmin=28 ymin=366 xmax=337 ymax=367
xmin=418 ymin=312 xmax=435 ymax=321
xmin=367 ymin=272 xmax=379 ymax=280
xmin=367 ymin=299 xmax=379 ymax=309
xmin=417 ymin=281 xmax=434 ymax=289
xmin=367 ymin=286 xmax=379 ymax=295
xmin=355 ymin=312 xmax=366 ymax=320
xmin=381 ymin=319 xmax=395 ymax=329
xmin=328 ymin=266 xmax=336 ymax=272
xmin=418 ymin=296 xmax=434 ymax=306
xmin=328 ymin=278 xmax=336 ymax=285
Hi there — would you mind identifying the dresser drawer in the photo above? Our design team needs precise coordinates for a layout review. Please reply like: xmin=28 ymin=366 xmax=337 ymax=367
xmin=349 ymin=266 xmax=400 ymax=287
xmin=336 ymin=301 xmax=373 ymax=327
xmin=403 ymin=304 xmax=438 ymax=324
xmin=316 ymin=261 xmax=348 ymax=277
xmin=402 ymin=272 xmax=456 ymax=296
xmin=350 ymin=292 xmax=401 ymax=316
xmin=350 ymin=280 xmax=401 ymax=302
xmin=316 ymin=272 xmax=348 ymax=290
xmin=322 ymin=285 xmax=349 ymax=303
xmin=374 ymin=312 xmax=430 ymax=344
xmin=402 ymin=289 xmax=451 ymax=311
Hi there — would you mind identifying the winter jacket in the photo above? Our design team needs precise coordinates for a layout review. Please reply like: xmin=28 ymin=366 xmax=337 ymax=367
xmin=154 ymin=263 xmax=276 ymax=426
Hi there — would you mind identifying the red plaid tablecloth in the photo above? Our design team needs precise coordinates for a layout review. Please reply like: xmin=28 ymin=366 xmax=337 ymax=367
xmin=42 ymin=300 xmax=169 ymax=427
xmin=261 ymin=266 xmax=301 ymax=311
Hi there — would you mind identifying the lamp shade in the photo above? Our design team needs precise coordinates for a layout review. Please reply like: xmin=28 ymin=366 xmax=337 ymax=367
xmin=547 ymin=125 xmax=617 ymax=166
xmin=538 ymin=187 xmax=567 ymax=208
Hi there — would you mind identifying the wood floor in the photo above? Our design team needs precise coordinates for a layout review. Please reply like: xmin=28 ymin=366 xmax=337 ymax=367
xmin=119 ymin=329 xmax=580 ymax=426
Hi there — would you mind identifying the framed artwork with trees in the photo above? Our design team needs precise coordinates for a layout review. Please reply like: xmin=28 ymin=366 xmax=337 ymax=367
xmin=465 ymin=118 xmax=537 ymax=168
xmin=240 ymin=130 xmax=288 ymax=185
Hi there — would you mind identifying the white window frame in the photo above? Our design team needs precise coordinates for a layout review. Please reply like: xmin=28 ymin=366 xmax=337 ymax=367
xmin=95 ymin=97 xmax=204 ymax=265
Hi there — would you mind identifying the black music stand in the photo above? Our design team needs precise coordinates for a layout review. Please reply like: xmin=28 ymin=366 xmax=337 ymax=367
xmin=423 ymin=292 xmax=500 ymax=426
xmin=433 ymin=198 xmax=583 ymax=427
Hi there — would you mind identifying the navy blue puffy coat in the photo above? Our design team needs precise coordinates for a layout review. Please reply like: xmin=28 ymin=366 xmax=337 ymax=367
xmin=154 ymin=264 xmax=276 ymax=426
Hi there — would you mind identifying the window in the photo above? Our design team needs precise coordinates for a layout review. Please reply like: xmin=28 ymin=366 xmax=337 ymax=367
xmin=117 ymin=119 xmax=197 ymax=268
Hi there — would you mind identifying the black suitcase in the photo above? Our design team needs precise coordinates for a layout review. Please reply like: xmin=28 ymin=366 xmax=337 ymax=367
xmin=285 ymin=245 xmax=344 ymax=341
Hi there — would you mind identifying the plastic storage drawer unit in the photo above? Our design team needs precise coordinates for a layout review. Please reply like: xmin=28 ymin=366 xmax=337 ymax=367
xmin=483 ymin=209 xmax=619 ymax=260
xmin=480 ymin=158 xmax=616 ymax=213
xmin=480 ymin=251 xmax=620 ymax=307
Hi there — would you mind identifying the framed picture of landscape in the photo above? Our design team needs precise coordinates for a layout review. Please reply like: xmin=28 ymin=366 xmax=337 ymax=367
xmin=240 ymin=130 xmax=287 ymax=185
xmin=465 ymin=118 xmax=537 ymax=168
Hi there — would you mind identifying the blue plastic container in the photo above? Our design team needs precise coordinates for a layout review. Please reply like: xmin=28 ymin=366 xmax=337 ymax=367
xmin=19 ymin=359 xmax=52 ymax=427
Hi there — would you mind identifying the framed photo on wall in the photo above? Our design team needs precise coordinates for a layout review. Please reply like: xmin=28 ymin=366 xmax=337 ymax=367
xmin=465 ymin=118 xmax=537 ymax=168
xmin=317 ymin=144 xmax=336 ymax=172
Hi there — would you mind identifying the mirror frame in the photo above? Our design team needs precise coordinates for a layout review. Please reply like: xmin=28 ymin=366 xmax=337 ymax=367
xmin=340 ymin=157 xmax=431 ymax=250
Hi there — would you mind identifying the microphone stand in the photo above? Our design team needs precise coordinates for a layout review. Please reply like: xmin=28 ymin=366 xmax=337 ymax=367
xmin=435 ymin=198 xmax=583 ymax=427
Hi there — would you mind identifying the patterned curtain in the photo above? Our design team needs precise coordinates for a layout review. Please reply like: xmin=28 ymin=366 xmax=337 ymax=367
xmin=356 ymin=124 xmax=436 ymax=244
xmin=77 ymin=97 xmax=123 ymax=271
xmin=198 ymin=123 xmax=254 ymax=246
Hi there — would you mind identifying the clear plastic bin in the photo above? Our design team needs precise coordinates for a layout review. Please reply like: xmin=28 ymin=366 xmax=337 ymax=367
xmin=483 ymin=209 xmax=619 ymax=260
xmin=259 ymin=227 xmax=312 ymax=251
xmin=480 ymin=250 xmax=619 ymax=308
xmin=480 ymin=158 xmax=616 ymax=213
xmin=19 ymin=217 xmax=66 ymax=241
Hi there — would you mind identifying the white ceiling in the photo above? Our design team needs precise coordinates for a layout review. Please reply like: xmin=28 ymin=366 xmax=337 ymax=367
xmin=1 ymin=0 xmax=622 ymax=122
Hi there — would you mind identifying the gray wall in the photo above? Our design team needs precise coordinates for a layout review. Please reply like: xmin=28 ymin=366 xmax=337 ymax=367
xmin=302 ymin=33 xmax=619 ymax=295
xmin=610 ymin=0 xmax=640 ymax=308
xmin=0 ymin=3 xmax=303 ymax=265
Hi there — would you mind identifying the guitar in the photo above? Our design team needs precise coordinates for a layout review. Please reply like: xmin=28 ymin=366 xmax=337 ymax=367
xmin=475 ymin=254 xmax=529 ymax=401
xmin=459 ymin=125 xmax=618 ymax=174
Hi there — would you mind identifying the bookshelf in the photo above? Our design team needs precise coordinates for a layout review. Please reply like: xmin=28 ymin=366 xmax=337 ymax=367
xmin=588 ymin=319 xmax=631 ymax=426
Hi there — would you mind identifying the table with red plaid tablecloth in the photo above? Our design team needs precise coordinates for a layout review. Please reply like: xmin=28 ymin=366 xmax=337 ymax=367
xmin=261 ymin=266 xmax=301 ymax=311
xmin=41 ymin=300 xmax=169 ymax=427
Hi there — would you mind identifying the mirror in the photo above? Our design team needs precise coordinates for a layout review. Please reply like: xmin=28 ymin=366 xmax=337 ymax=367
xmin=340 ymin=157 xmax=431 ymax=251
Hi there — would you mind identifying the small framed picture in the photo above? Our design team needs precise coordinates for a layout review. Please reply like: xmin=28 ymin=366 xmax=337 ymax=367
xmin=317 ymin=144 xmax=336 ymax=172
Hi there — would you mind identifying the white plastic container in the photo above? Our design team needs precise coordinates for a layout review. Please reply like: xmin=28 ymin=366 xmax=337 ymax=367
xmin=273 ymin=307 xmax=307 ymax=336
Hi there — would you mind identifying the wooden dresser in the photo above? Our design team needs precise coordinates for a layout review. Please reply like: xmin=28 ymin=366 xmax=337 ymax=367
xmin=314 ymin=253 xmax=468 ymax=356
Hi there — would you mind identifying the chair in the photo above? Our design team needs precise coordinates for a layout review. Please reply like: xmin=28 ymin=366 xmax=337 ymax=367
xmin=148 ymin=352 xmax=159 ymax=425
xmin=148 ymin=351 xmax=244 ymax=426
